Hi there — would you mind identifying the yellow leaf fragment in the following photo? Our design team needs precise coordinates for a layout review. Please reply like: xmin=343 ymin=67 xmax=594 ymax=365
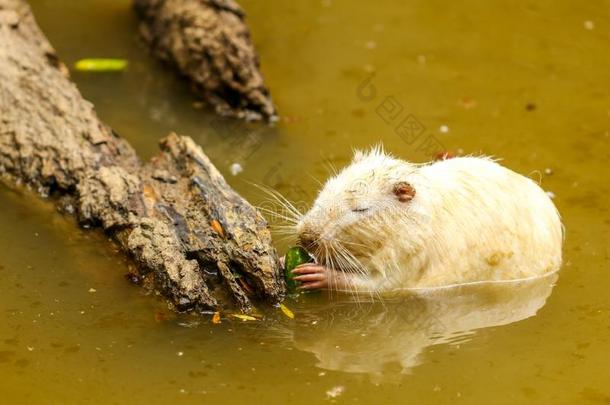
xmin=210 ymin=219 xmax=225 ymax=238
xmin=230 ymin=314 xmax=257 ymax=322
xmin=74 ymin=58 xmax=128 ymax=72
xmin=279 ymin=303 xmax=295 ymax=319
xmin=212 ymin=311 xmax=221 ymax=324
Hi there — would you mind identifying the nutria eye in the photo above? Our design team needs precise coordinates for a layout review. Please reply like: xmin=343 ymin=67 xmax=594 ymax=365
xmin=352 ymin=207 xmax=370 ymax=213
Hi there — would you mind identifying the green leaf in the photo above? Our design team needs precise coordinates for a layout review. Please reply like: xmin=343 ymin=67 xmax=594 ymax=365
xmin=74 ymin=59 xmax=128 ymax=72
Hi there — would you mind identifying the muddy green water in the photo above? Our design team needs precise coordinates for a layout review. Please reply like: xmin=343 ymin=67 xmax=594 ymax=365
xmin=1 ymin=0 xmax=609 ymax=403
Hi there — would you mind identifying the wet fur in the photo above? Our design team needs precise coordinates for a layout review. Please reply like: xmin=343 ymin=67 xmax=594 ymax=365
xmin=287 ymin=148 xmax=563 ymax=294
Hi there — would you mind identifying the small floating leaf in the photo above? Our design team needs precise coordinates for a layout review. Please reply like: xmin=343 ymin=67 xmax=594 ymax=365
xmin=212 ymin=311 xmax=221 ymax=324
xmin=230 ymin=314 xmax=257 ymax=322
xmin=279 ymin=303 xmax=294 ymax=319
xmin=74 ymin=58 xmax=128 ymax=72
xmin=154 ymin=311 xmax=168 ymax=322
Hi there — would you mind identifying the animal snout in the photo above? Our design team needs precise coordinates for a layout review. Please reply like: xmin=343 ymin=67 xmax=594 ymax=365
xmin=298 ymin=229 xmax=320 ymax=250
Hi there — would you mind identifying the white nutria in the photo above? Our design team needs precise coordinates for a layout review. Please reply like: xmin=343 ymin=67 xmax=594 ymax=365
xmin=290 ymin=148 xmax=563 ymax=294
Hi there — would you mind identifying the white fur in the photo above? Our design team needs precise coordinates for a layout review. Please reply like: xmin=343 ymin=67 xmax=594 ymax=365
xmin=296 ymin=150 xmax=563 ymax=292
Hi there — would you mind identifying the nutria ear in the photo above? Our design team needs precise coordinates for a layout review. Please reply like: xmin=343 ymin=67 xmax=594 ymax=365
xmin=393 ymin=181 xmax=416 ymax=202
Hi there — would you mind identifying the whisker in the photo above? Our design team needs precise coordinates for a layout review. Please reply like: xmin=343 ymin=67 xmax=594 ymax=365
xmin=333 ymin=241 xmax=384 ymax=303
xmin=250 ymin=182 xmax=304 ymax=221
xmin=330 ymin=243 xmax=362 ymax=305
xmin=321 ymin=158 xmax=339 ymax=177
xmin=271 ymin=234 xmax=298 ymax=245
xmin=257 ymin=207 xmax=300 ymax=224
xmin=270 ymin=226 xmax=298 ymax=234
xmin=308 ymin=173 xmax=324 ymax=188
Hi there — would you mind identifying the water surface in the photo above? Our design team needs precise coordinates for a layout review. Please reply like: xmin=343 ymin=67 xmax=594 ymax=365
xmin=1 ymin=0 xmax=609 ymax=403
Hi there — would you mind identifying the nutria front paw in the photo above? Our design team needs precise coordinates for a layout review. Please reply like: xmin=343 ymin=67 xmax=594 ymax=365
xmin=292 ymin=264 xmax=330 ymax=290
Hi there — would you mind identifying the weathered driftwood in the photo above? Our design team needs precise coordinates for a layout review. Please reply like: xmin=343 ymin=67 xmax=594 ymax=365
xmin=134 ymin=0 xmax=277 ymax=122
xmin=0 ymin=0 xmax=284 ymax=312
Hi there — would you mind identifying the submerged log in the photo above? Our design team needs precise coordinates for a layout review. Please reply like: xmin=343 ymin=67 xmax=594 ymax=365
xmin=134 ymin=0 xmax=277 ymax=122
xmin=0 ymin=0 xmax=284 ymax=312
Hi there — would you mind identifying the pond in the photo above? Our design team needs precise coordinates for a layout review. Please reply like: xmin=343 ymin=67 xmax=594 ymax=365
xmin=1 ymin=0 xmax=609 ymax=403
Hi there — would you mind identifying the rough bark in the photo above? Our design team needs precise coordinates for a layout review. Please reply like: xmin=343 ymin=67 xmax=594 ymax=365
xmin=0 ymin=0 xmax=284 ymax=313
xmin=134 ymin=0 xmax=277 ymax=122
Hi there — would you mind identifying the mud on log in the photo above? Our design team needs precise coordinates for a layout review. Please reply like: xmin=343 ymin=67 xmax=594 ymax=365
xmin=0 ymin=0 xmax=284 ymax=312
xmin=134 ymin=0 xmax=277 ymax=122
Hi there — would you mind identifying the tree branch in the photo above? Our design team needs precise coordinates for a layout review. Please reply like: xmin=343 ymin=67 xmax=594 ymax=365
xmin=134 ymin=0 xmax=277 ymax=122
xmin=0 ymin=0 xmax=284 ymax=313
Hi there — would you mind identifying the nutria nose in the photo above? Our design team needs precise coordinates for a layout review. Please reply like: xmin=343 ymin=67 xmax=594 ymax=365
xmin=298 ymin=230 xmax=319 ymax=250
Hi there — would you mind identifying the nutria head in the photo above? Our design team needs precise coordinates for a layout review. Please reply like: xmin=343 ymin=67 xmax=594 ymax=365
xmin=296 ymin=148 xmax=417 ymax=272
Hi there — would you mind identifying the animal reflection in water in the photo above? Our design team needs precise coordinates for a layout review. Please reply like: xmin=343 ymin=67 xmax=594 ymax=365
xmin=286 ymin=272 xmax=558 ymax=378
